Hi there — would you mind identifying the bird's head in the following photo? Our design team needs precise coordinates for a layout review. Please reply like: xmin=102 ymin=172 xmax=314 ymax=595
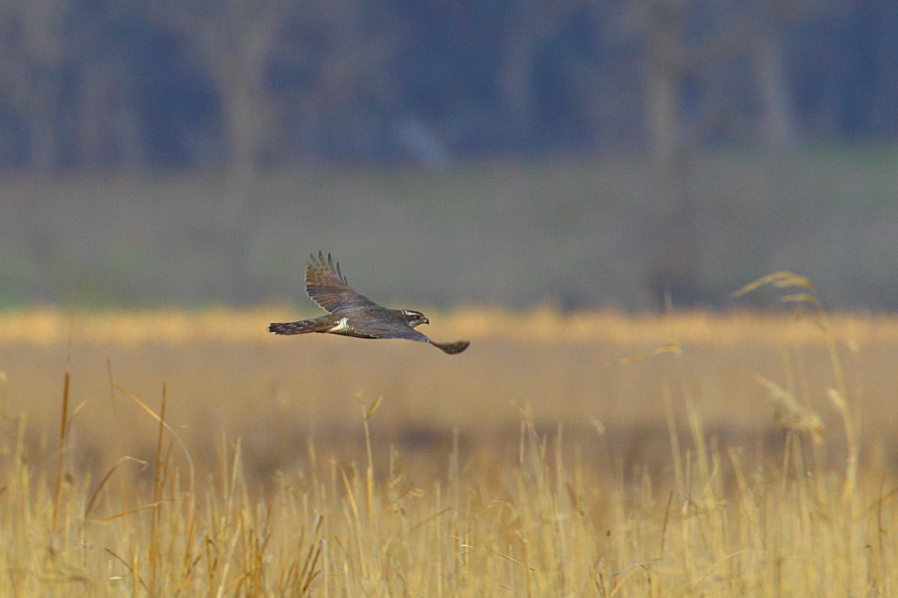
xmin=401 ymin=310 xmax=429 ymax=327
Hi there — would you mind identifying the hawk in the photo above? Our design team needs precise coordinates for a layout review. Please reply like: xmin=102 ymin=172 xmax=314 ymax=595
xmin=268 ymin=252 xmax=470 ymax=355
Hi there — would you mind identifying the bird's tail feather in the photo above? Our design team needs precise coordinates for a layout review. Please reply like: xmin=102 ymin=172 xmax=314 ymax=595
xmin=268 ymin=318 xmax=333 ymax=335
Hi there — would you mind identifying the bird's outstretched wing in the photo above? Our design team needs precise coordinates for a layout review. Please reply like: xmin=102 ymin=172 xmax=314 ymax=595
xmin=305 ymin=252 xmax=378 ymax=314
xmin=431 ymin=340 xmax=471 ymax=355
xmin=386 ymin=327 xmax=471 ymax=355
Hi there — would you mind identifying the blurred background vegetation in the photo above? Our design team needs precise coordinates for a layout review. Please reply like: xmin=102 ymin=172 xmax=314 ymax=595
xmin=0 ymin=0 xmax=896 ymax=309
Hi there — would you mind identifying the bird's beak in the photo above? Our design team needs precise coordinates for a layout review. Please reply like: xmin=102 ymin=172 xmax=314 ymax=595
xmin=422 ymin=317 xmax=429 ymax=325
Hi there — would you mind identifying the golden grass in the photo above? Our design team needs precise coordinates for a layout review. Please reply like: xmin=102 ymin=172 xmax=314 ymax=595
xmin=2 ymin=302 xmax=898 ymax=595
xmin=4 ymin=304 xmax=898 ymax=346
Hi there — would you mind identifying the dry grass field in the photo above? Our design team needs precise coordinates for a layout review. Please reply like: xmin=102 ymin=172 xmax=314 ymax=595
xmin=2 ymin=297 xmax=898 ymax=595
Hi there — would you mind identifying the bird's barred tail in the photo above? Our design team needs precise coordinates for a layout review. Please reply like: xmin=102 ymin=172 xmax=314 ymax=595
xmin=268 ymin=319 xmax=331 ymax=335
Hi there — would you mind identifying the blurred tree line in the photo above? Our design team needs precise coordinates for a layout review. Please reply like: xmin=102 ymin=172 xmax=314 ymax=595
xmin=0 ymin=0 xmax=895 ymax=175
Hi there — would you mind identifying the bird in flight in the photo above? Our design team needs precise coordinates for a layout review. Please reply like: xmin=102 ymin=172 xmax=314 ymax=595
xmin=268 ymin=252 xmax=470 ymax=355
